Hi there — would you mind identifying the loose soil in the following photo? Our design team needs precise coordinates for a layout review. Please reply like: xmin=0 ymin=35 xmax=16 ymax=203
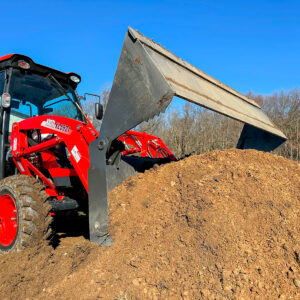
xmin=0 ymin=149 xmax=300 ymax=300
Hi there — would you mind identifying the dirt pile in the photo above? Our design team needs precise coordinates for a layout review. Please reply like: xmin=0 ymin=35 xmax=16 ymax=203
xmin=0 ymin=149 xmax=300 ymax=300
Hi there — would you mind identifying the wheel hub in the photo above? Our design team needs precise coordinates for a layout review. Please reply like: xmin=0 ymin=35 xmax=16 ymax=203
xmin=0 ymin=194 xmax=18 ymax=247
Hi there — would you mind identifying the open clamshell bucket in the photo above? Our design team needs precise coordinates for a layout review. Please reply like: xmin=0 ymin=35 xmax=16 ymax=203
xmin=88 ymin=27 xmax=287 ymax=245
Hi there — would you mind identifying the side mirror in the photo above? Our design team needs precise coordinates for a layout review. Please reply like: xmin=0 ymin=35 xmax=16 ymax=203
xmin=95 ymin=102 xmax=103 ymax=120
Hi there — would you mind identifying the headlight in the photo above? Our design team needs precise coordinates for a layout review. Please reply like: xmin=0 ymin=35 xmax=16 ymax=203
xmin=18 ymin=60 xmax=30 ymax=69
xmin=1 ymin=93 xmax=11 ymax=108
xmin=70 ymin=75 xmax=80 ymax=83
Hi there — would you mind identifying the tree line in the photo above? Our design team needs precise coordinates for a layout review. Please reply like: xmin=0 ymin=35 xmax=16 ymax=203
xmin=83 ymin=88 xmax=300 ymax=162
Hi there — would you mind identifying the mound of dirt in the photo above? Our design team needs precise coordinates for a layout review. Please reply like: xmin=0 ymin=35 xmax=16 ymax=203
xmin=0 ymin=149 xmax=300 ymax=300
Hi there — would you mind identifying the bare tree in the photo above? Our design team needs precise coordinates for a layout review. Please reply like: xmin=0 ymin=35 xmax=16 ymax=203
xmin=247 ymin=88 xmax=300 ymax=161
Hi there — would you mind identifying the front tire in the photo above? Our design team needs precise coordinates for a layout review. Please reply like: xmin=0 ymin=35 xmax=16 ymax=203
xmin=0 ymin=175 xmax=52 ymax=253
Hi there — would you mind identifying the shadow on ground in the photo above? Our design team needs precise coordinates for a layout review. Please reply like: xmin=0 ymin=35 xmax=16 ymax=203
xmin=50 ymin=212 xmax=89 ymax=248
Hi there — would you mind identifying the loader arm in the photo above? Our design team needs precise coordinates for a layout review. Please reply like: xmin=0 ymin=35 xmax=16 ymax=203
xmin=88 ymin=27 xmax=287 ymax=245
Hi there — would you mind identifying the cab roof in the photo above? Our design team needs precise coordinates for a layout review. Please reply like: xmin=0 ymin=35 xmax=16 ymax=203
xmin=0 ymin=54 xmax=81 ymax=89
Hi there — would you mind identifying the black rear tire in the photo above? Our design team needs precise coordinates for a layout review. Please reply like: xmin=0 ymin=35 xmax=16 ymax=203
xmin=0 ymin=175 xmax=52 ymax=253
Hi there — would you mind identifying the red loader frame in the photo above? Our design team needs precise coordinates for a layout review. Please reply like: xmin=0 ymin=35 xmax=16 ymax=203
xmin=10 ymin=115 xmax=175 ymax=202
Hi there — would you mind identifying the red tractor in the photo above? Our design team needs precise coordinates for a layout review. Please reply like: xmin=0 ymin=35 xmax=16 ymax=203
xmin=0 ymin=28 xmax=286 ymax=253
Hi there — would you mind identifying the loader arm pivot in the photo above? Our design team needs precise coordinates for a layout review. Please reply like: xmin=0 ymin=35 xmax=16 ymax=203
xmin=88 ymin=27 xmax=287 ymax=245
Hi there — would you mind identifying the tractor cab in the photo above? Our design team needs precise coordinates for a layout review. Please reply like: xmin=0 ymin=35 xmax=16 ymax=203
xmin=0 ymin=54 xmax=85 ymax=178
xmin=0 ymin=54 xmax=83 ymax=127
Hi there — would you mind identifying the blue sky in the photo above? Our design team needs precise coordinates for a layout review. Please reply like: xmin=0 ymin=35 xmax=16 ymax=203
xmin=2 ymin=0 xmax=299 ymax=98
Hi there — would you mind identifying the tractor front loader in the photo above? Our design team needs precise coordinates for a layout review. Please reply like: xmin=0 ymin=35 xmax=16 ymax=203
xmin=0 ymin=28 xmax=286 ymax=253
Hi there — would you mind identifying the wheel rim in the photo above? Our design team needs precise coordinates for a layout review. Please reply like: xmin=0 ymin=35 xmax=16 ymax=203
xmin=0 ymin=193 xmax=18 ymax=247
